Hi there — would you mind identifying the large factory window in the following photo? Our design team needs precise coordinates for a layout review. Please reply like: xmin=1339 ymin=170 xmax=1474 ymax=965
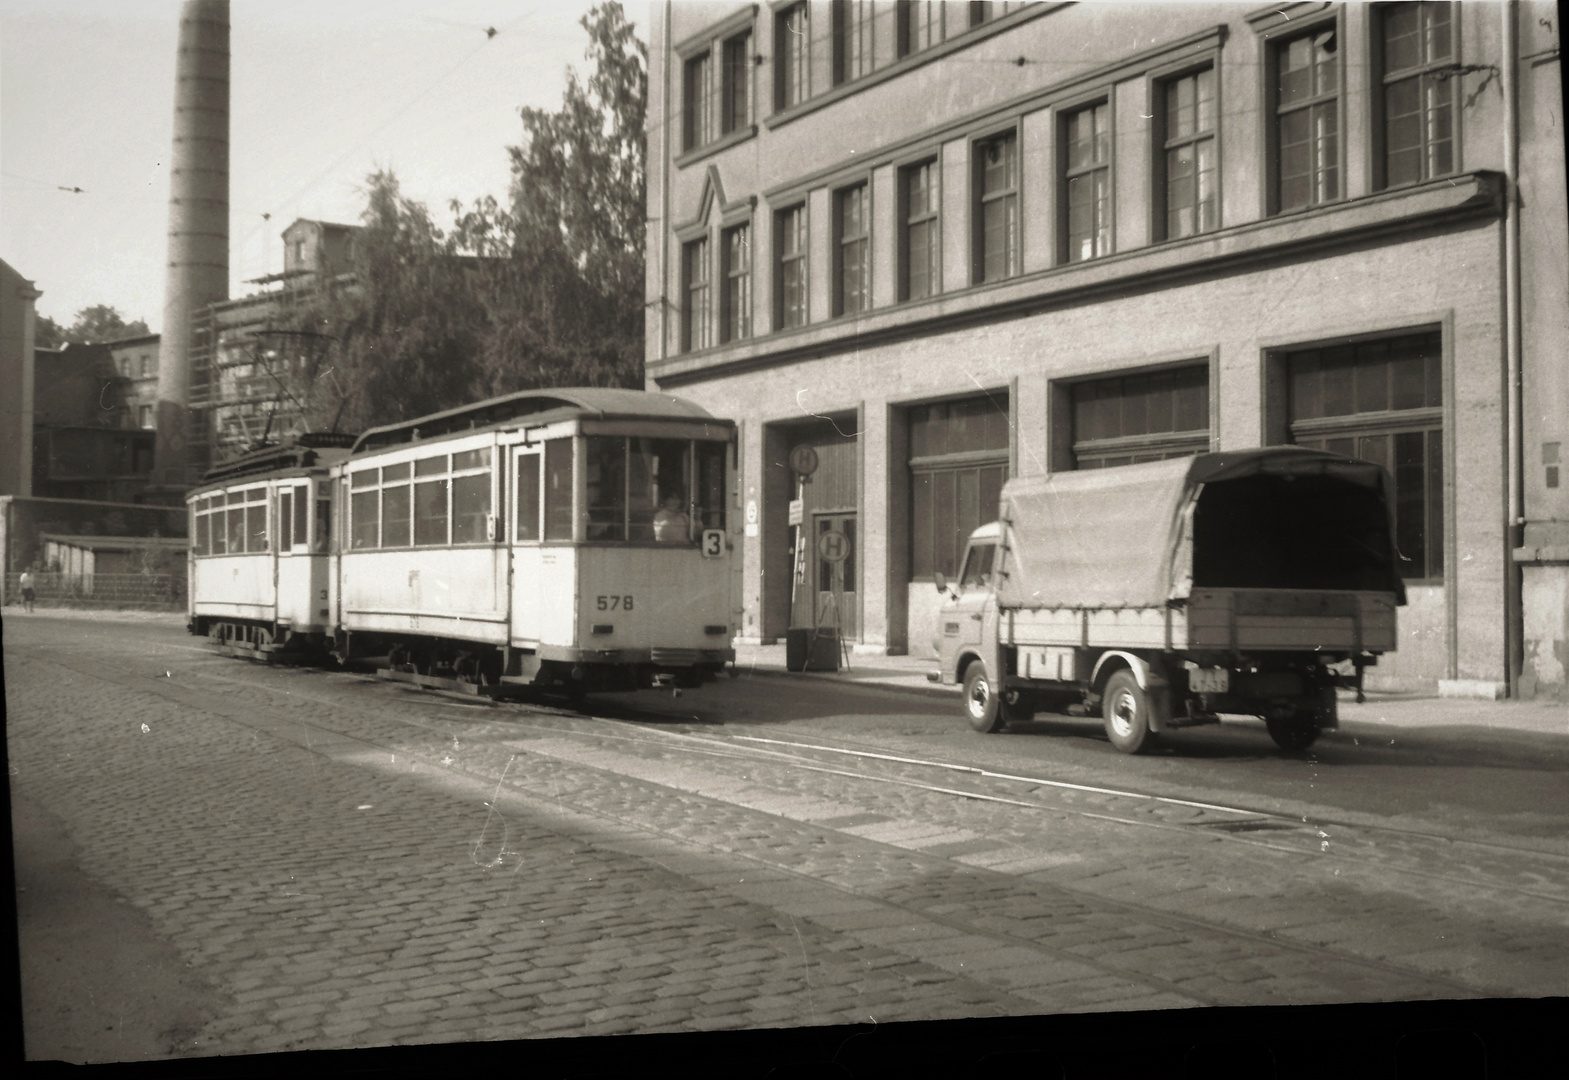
xmin=1284 ymin=330 xmax=1443 ymax=580
xmin=909 ymin=393 xmax=1010 ymax=580
xmin=1069 ymin=364 xmax=1210 ymax=469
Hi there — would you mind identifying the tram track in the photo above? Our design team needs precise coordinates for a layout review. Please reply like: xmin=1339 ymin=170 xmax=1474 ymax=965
xmin=117 ymin=650 xmax=1569 ymax=912
xmin=52 ymin=646 xmax=1566 ymax=1002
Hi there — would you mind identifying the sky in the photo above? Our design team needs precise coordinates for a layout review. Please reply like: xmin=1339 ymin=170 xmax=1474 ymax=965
xmin=1 ymin=0 xmax=642 ymax=333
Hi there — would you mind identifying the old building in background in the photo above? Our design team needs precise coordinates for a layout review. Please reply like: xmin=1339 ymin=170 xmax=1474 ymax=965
xmin=31 ymin=342 xmax=155 ymax=503
xmin=645 ymin=1 xmax=1568 ymax=698
xmin=190 ymin=218 xmax=359 ymax=464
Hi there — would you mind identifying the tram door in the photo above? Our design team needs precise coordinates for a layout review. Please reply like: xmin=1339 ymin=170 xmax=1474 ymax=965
xmin=812 ymin=512 xmax=856 ymax=638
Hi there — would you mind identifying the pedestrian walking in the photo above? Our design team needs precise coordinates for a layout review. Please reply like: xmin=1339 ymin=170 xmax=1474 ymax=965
xmin=20 ymin=569 xmax=36 ymax=613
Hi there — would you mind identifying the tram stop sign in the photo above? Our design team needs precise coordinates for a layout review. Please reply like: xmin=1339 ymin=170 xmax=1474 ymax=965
xmin=816 ymin=529 xmax=850 ymax=563
xmin=789 ymin=444 xmax=819 ymax=477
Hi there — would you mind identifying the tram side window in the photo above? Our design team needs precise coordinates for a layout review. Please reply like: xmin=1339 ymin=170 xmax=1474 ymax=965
xmin=194 ymin=503 xmax=209 ymax=556
xmin=414 ymin=454 xmax=449 ymax=546
xmin=696 ymin=442 xmax=727 ymax=530
xmin=544 ymin=438 xmax=573 ymax=540
xmin=209 ymin=497 xmax=226 ymax=555
xmin=247 ymin=488 xmax=268 ymax=552
xmin=517 ymin=453 xmax=541 ymax=541
xmin=351 ymin=468 xmax=380 ymax=550
xmin=381 ymin=462 xmax=412 ymax=548
xmin=315 ymin=485 xmax=331 ymax=552
xmin=294 ymin=485 xmax=310 ymax=547
xmin=451 ymin=448 xmax=491 ymax=544
xmin=278 ymin=490 xmax=293 ymax=552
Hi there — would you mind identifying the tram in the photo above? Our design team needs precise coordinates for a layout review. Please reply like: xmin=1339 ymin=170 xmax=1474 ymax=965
xmin=334 ymin=387 xmax=737 ymax=697
xmin=186 ymin=433 xmax=356 ymax=660
xmin=188 ymin=387 xmax=739 ymax=700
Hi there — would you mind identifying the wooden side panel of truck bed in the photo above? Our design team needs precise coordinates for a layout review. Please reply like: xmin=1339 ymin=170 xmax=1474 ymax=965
xmin=1002 ymin=589 xmax=1397 ymax=653
xmin=1184 ymin=590 xmax=1397 ymax=651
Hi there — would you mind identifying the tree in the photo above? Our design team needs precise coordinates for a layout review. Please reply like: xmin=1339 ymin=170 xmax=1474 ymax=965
xmin=33 ymin=306 xmax=150 ymax=348
xmin=273 ymin=3 xmax=648 ymax=434
xmin=63 ymin=305 xmax=151 ymax=344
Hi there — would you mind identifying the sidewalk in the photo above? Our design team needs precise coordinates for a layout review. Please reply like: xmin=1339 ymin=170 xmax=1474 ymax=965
xmin=732 ymin=642 xmax=1569 ymax=737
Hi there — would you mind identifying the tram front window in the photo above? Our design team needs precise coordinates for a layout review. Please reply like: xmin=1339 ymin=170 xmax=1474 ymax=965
xmin=580 ymin=435 xmax=724 ymax=544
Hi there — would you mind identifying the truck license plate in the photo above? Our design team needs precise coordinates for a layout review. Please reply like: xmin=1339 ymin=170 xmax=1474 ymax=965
xmin=1190 ymin=667 xmax=1230 ymax=694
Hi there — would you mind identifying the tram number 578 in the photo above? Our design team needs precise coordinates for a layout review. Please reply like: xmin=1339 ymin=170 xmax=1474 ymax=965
xmin=597 ymin=595 xmax=634 ymax=611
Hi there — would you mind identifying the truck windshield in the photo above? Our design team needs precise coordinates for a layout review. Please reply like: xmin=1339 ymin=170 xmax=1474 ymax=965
xmin=959 ymin=542 xmax=996 ymax=589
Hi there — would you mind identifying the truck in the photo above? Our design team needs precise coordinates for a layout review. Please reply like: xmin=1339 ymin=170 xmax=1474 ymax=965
xmin=929 ymin=447 xmax=1405 ymax=753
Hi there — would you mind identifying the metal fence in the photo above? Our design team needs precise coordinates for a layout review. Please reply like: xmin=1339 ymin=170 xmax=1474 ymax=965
xmin=7 ymin=571 xmax=185 ymax=611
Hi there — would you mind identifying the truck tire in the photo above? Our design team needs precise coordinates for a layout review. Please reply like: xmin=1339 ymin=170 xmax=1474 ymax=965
xmin=1102 ymin=669 xmax=1154 ymax=754
xmin=1265 ymin=712 xmax=1320 ymax=751
xmin=962 ymin=660 xmax=1007 ymax=734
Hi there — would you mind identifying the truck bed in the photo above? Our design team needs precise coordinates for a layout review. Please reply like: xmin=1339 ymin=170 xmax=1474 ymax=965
xmin=1002 ymin=589 xmax=1397 ymax=655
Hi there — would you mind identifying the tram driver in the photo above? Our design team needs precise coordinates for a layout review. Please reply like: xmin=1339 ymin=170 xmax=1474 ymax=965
xmin=653 ymin=489 xmax=690 ymax=543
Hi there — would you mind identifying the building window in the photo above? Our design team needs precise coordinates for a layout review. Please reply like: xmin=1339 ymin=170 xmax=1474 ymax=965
xmin=833 ymin=1 xmax=873 ymax=86
xmin=1275 ymin=26 xmax=1339 ymax=212
xmin=901 ymin=159 xmax=939 ymax=301
xmin=910 ymin=394 xmax=1010 ymax=580
xmin=776 ymin=3 xmax=808 ymax=111
xmin=721 ymin=223 xmax=752 ymax=343
xmin=1159 ymin=67 xmax=1217 ymax=240
xmin=1071 ymin=365 xmax=1210 ymax=470
xmin=777 ymin=204 xmax=808 ymax=329
xmin=1063 ymin=101 xmax=1111 ymax=263
xmin=138 ymin=405 xmax=154 ymax=429
xmin=140 ymin=355 xmax=153 ymax=377
xmin=975 ymin=131 xmax=1018 ymax=283
xmin=683 ymin=51 xmax=713 ymax=152
xmin=1378 ymin=2 xmax=1455 ymax=188
xmin=722 ymin=32 xmax=752 ymax=134
xmin=1285 ymin=331 xmax=1443 ymax=580
xmin=835 ymin=184 xmax=870 ymax=316
xmin=682 ymin=236 xmax=711 ymax=352
xmin=898 ymin=1 xmax=941 ymax=57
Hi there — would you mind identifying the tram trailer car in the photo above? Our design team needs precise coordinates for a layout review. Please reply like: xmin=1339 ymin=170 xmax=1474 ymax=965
xmin=187 ymin=434 xmax=357 ymax=660
xmin=331 ymin=388 xmax=737 ymax=698
xmin=932 ymin=448 xmax=1406 ymax=752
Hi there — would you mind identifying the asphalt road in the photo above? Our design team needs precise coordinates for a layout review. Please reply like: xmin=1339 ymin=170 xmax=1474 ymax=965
xmin=6 ymin=612 xmax=1567 ymax=1075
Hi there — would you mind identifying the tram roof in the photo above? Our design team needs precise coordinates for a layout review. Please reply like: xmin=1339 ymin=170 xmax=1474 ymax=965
xmin=349 ymin=387 xmax=727 ymax=454
xmin=192 ymin=433 xmax=358 ymax=491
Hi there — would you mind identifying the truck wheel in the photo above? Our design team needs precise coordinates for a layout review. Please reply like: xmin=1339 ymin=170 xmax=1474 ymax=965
xmin=962 ymin=661 xmax=1007 ymax=734
xmin=1265 ymin=712 xmax=1320 ymax=751
xmin=1102 ymin=670 xmax=1154 ymax=754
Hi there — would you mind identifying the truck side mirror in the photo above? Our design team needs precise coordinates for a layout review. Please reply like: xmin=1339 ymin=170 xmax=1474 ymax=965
xmin=933 ymin=571 xmax=948 ymax=594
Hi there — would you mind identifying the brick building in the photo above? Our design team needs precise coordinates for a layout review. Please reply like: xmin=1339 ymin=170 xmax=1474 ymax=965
xmin=645 ymin=2 xmax=1568 ymax=697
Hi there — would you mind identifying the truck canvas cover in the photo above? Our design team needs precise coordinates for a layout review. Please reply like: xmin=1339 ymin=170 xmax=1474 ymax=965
xmin=994 ymin=447 xmax=1405 ymax=611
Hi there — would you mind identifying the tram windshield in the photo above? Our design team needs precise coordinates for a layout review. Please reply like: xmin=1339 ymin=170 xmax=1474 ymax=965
xmin=583 ymin=436 xmax=726 ymax=543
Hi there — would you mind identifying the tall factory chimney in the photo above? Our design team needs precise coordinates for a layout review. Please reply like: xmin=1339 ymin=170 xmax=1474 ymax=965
xmin=152 ymin=0 xmax=229 ymax=491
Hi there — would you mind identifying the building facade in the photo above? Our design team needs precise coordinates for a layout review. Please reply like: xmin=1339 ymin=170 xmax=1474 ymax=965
xmin=645 ymin=1 xmax=1569 ymax=697
xmin=1 ymin=258 xmax=41 ymax=498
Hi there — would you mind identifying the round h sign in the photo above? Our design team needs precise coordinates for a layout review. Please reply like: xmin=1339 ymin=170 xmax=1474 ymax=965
xmin=789 ymin=444 xmax=819 ymax=477
xmin=816 ymin=529 xmax=850 ymax=563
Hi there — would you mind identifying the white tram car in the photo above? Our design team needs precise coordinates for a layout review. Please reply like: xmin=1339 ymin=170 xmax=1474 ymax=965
xmin=188 ymin=388 xmax=738 ymax=699
xmin=187 ymin=434 xmax=356 ymax=658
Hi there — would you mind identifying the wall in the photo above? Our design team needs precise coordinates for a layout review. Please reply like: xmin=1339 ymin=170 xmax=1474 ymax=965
xmin=0 ymin=259 xmax=39 ymax=497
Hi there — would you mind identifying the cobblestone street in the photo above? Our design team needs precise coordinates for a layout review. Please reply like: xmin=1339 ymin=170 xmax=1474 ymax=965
xmin=8 ymin=613 xmax=1567 ymax=1074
